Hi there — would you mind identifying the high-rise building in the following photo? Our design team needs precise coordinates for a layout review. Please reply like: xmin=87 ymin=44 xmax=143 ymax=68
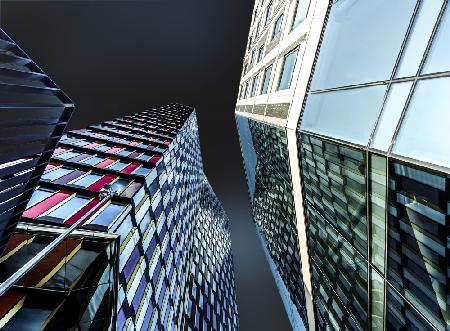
xmin=237 ymin=0 xmax=449 ymax=331
xmin=0 ymin=104 xmax=239 ymax=330
xmin=0 ymin=28 xmax=74 ymax=254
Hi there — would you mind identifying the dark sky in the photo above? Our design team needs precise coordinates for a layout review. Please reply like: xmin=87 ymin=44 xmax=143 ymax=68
xmin=0 ymin=1 xmax=291 ymax=330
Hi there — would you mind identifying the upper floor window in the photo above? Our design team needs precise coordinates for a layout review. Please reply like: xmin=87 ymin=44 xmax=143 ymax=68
xmin=292 ymin=0 xmax=310 ymax=29
xmin=251 ymin=73 xmax=260 ymax=97
xmin=265 ymin=2 xmax=273 ymax=26
xmin=251 ymin=49 xmax=256 ymax=64
xmin=260 ymin=65 xmax=273 ymax=95
xmin=256 ymin=19 xmax=262 ymax=37
xmin=273 ymin=14 xmax=284 ymax=39
xmin=258 ymin=45 xmax=265 ymax=62
xmin=278 ymin=48 xmax=298 ymax=90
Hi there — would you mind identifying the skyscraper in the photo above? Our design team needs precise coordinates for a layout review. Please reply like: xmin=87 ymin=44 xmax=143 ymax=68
xmin=0 ymin=104 xmax=239 ymax=330
xmin=237 ymin=0 xmax=449 ymax=330
xmin=0 ymin=28 xmax=74 ymax=254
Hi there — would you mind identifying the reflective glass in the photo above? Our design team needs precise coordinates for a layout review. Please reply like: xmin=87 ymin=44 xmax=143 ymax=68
xmin=43 ymin=196 xmax=90 ymax=221
xmin=423 ymin=6 xmax=450 ymax=74
xmin=370 ymin=269 xmax=385 ymax=330
xmin=55 ymin=151 xmax=79 ymax=160
xmin=27 ymin=189 xmax=54 ymax=208
xmin=393 ymin=77 xmax=450 ymax=168
xmin=273 ymin=14 xmax=283 ymax=38
xmin=80 ymin=156 xmax=103 ymax=166
xmin=260 ymin=65 xmax=272 ymax=95
xmin=310 ymin=0 xmax=416 ymax=90
xmin=277 ymin=49 xmax=298 ymax=91
xmin=90 ymin=203 xmax=125 ymax=227
xmin=371 ymin=81 xmax=412 ymax=151
xmin=292 ymin=0 xmax=310 ymax=29
xmin=258 ymin=46 xmax=264 ymax=62
xmin=265 ymin=2 xmax=272 ymax=25
xmin=396 ymin=0 xmax=444 ymax=78
xmin=107 ymin=161 xmax=128 ymax=171
xmin=301 ymin=85 xmax=386 ymax=145
xmin=42 ymin=167 xmax=73 ymax=181
xmin=72 ymin=173 xmax=103 ymax=188
xmin=251 ymin=73 xmax=259 ymax=97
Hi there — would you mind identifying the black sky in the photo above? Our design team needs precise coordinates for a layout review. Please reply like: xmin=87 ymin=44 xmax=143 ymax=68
xmin=0 ymin=1 xmax=291 ymax=330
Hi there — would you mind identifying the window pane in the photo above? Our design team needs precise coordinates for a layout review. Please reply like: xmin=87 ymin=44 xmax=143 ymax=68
xmin=91 ymin=203 xmax=125 ymax=227
xmin=371 ymin=81 xmax=412 ymax=151
xmin=43 ymin=196 xmax=90 ymax=221
xmin=42 ymin=167 xmax=73 ymax=181
xmin=393 ymin=77 xmax=450 ymax=168
xmin=265 ymin=2 xmax=272 ymax=25
xmin=260 ymin=65 xmax=272 ymax=95
xmin=107 ymin=162 xmax=128 ymax=171
xmin=27 ymin=189 xmax=54 ymax=208
xmin=257 ymin=46 xmax=264 ymax=62
xmin=80 ymin=156 xmax=103 ymax=166
xmin=310 ymin=0 xmax=416 ymax=90
xmin=300 ymin=85 xmax=387 ymax=145
xmin=273 ymin=14 xmax=283 ymax=38
xmin=292 ymin=0 xmax=310 ymax=29
xmin=112 ymin=178 xmax=131 ymax=195
xmin=251 ymin=73 xmax=259 ymax=97
xmin=395 ymin=0 xmax=444 ymax=78
xmin=72 ymin=173 xmax=103 ymax=188
xmin=423 ymin=5 xmax=450 ymax=74
xmin=277 ymin=49 xmax=298 ymax=91
xmin=55 ymin=151 xmax=79 ymax=160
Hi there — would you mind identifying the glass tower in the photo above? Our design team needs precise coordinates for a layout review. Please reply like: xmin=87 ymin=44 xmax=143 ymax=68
xmin=237 ymin=0 xmax=450 ymax=330
xmin=0 ymin=28 xmax=74 ymax=254
xmin=0 ymin=104 xmax=239 ymax=330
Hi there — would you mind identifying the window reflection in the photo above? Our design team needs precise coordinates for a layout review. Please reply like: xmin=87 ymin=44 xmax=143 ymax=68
xmin=277 ymin=49 xmax=298 ymax=91
xmin=423 ymin=5 xmax=450 ymax=74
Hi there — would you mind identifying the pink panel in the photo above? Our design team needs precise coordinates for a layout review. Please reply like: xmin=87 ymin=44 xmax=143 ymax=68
xmin=121 ymin=163 xmax=140 ymax=175
xmin=23 ymin=191 xmax=72 ymax=219
xmin=96 ymin=159 xmax=116 ymax=169
xmin=53 ymin=147 xmax=67 ymax=155
xmin=83 ymin=143 xmax=98 ymax=149
xmin=129 ymin=141 xmax=139 ymax=146
xmin=44 ymin=163 xmax=58 ymax=172
xmin=106 ymin=147 xmax=122 ymax=154
xmin=121 ymin=182 xmax=143 ymax=198
xmin=65 ymin=198 xmax=101 ymax=225
xmin=87 ymin=175 xmax=116 ymax=192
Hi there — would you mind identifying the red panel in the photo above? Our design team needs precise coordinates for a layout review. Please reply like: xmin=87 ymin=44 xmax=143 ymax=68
xmin=65 ymin=198 xmax=101 ymax=225
xmin=87 ymin=175 xmax=116 ymax=192
xmin=1 ymin=234 xmax=33 ymax=257
xmin=149 ymin=156 xmax=161 ymax=164
xmin=23 ymin=191 xmax=72 ymax=219
xmin=121 ymin=163 xmax=140 ymax=174
xmin=0 ymin=291 xmax=25 ymax=319
xmin=96 ymin=159 xmax=116 ymax=169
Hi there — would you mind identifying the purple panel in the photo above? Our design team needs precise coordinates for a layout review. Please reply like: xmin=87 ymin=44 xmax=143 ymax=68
xmin=132 ymin=275 xmax=147 ymax=312
xmin=53 ymin=170 xmax=86 ymax=185
xmin=123 ymin=247 xmax=140 ymax=280
xmin=68 ymin=153 xmax=90 ymax=163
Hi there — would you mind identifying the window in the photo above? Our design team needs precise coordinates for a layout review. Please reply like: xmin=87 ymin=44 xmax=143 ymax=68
xmin=310 ymin=0 xmax=416 ymax=90
xmin=245 ymin=80 xmax=251 ymax=99
xmin=251 ymin=73 xmax=260 ymax=97
xmin=90 ymin=203 xmax=125 ymax=227
xmin=277 ymin=49 xmax=298 ymax=90
xmin=260 ymin=65 xmax=272 ymax=95
xmin=81 ymin=156 xmax=103 ymax=166
xmin=300 ymin=84 xmax=387 ymax=145
xmin=292 ymin=0 xmax=310 ymax=29
xmin=42 ymin=167 xmax=73 ymax=181
xmin=27 ymin=189 xmax=54 ymax=208
xmin=265 ymin=2 xmax=273 ymax=26
xmin=255 ymin=19 xmax=261 ymax=37
xmin=42 ymin=196 xmax=90 ymax=222
xmin=251 ymin=49 xmax=256 ymax=64
xmin=72 ymin=173 xmax=103 ymax=188
xmin=273 ymin=14 xmax=284 ymax=39
xmin=55 ymin=151 xmax=79 ymax=161
xmin=107 ymin=161 xmax=128 ymax=171
xmin=257 ymin=45 xmax=264 ymax=62
xmin=242 ymin=82 xmax=248 ymax=99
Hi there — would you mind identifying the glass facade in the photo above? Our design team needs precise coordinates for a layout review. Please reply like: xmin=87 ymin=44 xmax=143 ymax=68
xmin=0 ymin=104 xmax=238 ymax=330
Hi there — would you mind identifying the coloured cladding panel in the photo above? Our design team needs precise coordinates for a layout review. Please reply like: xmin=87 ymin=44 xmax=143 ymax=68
xmin=0 ymin=28 xmax=73 ymax=253
xmin=0 ymin=104 xmax=238 ymax=330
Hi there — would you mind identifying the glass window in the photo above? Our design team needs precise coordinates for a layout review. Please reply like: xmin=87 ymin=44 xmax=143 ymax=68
xmin=371 ymin=81 xmax=412 ymax=151
xmin=393 ymin=77 xmax=450 ymax=168
xmin=112 ymin=178 xmax=131 ymax=194
xmin=273 ymin=14 xmax=283 ymax=38
xmin=91 ymin=203 xmax=125 ymax=227
xmin=27 ymin=189 xmax=54 ymax=208
xmin=80 ymin=156 xmax=103 ymax=166
xmin=423 ymin=5 xmax=450 ymax=74
xmin=43 ymin=196 xmax=90 ymax=221
xmin=133 ymin=167 xmax=151 ymax=177
xmin=260 ymin=65 xmax=272 ymax=95
xmin=310 ymin=0 xmax=416 ymax=90
xmin=395 ymin=0 xmax=444 ymax=78
xmin=265 ymin=2 xmax=272 ymax=26
xmin=55 ymin=151 xmax=79 ymax=160
xmin=277 ymin=49 xmax=298 ymax=90
xmin=251 ymin=49 xmax=256 ymax=64
xmin=71 ymin=173 xmax=103 ymax=188
xmin=242 ymin=81 xmax=248 ymax=99
xmin=257 ymin=45 xmax=264 ymax=62
xmin=300 ymin=84 xmax=387 ymax=145
xmin=255 ymin=19 xmax=261 ymax=37
xmin=42 ymin=167 xmax=73 ymax=181
xmin=292 ymin=0 xmax=310 ymax=29
xmin=251 ymin=73 xmax=260 ymax=97
xmin=107 ymin=162 xmax=128 ymax=171
xmin=245 ymin=79 xmax=251 ymax=98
